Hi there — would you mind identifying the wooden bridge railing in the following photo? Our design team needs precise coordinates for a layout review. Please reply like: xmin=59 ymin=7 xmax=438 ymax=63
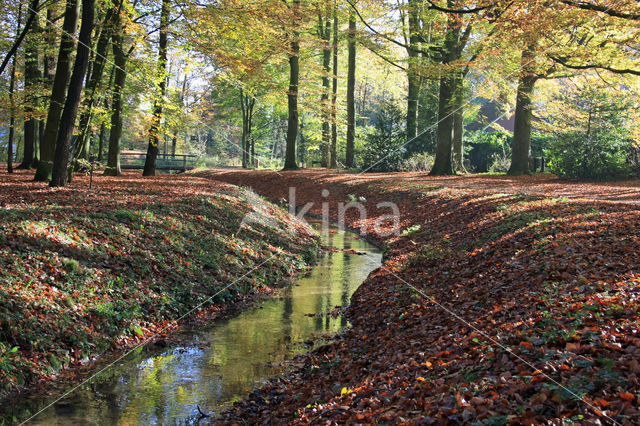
xmin=120 ymin=152 xmax=198 ymax=172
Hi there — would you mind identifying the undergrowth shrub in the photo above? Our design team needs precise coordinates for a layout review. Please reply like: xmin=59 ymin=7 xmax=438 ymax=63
xmin=402 ymin=152 xmax=434 ymax=172
xmin=360 ymin=101 xmax=406 ymax=172
xmin=465 ymin=130 xmax=511 ymax=173
xmin=547 ymin=130 xmax=633 ymax=180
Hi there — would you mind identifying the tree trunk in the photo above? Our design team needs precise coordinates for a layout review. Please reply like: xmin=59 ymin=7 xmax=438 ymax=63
xmin=50 ymin=0 xmax=95 ymax=187
xmin=7 ymin=3 xmax=21 ymax=173
xmin=248 ymin=97 xmax=255 ymax=167
xmin=430 ymin=74 xmax=456 ymax=175
xmin=240 ymin=91 xmax=248 ymax=168
xmin=7 ymin=57 xmax=16 ymax=173
xmin=330 ymin=1 xmax=338 ymax=169
xmin=74 ymin=7 xmax=115 ymax=164
xmin=38 ymin=5 xmax=55 ymax=166
xmin=452 ymin=76 xmax=465 ymax=172
xmin=508 ymin=74 xmax=537 ymax=176
xmin=430 ymin=10 xmax=464 ymax=176
xmin=19 ymin=11 xmax=40 ymax=169
xmin=104 ymin=15 xmax=126 ymax=176
xmin=405 ymin=0 xmax=421 ymax=141
xmin=283 ymin=0 xmax=300 ymax=171
xmin=171 ymin=73 xmax=187 ymax=159
xmin=143 ymin=0 xmax=170 ymax=176
xmin=35 ymin=0 xmax=79 ymax=182
xmin=345 ymin=5 xmax=356 ymax=168
xmin=319 ymin=8 xmax=331 ymax=168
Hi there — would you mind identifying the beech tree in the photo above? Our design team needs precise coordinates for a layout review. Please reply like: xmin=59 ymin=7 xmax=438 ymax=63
xmin=34 ymin=0 xmax=79 ymax=182
xmin=143 ymin=0 xmax=170 ymax=176
xmin=283 ymin=0 xmax=302 ymax=170
xmin=345 ymin=1 xmax=356 ymax=168
xmin=50 ymin=0 xmax=95 ymax=187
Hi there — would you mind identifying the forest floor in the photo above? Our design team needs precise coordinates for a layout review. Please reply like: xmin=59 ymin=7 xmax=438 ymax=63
xmin=0 ymin=170 xmax=320 ymax=400
xmin=200 ymin=169 xmax=640 ymax=425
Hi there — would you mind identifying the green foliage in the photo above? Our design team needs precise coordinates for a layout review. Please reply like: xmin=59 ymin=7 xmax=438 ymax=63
xmin=402 ymin=152 xmax=434 ymax=172
xmin=547 ymin=130 xmax=633 ymax=180
xmin=360 ymin=101 xmax=406 ymax=173
xmin=465 ymin=131 xmax=511 ymax=173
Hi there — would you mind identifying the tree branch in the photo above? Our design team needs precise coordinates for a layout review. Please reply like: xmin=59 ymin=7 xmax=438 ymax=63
xmin=549 ymin=55 xmax=640 ymax=76
xmin=561 ymin=0 xmax=640 ymax=20
xmin=425 ymin=0 xmax=497 ymax=14
xmin=0 ymin=0 xmax=40 ymax=76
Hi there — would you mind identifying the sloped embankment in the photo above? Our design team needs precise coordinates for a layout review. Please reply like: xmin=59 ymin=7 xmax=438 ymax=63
xmin=0 ymin=171 xmax=319 ymax=399
xmin=205 ymin=170 xmax=640 ymax=424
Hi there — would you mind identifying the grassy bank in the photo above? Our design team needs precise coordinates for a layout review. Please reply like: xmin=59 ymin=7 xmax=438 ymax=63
xmin=0 ymin=171 xmax=320 ymax=399
xmin=204 ymin=170 xmax=640 ymax=424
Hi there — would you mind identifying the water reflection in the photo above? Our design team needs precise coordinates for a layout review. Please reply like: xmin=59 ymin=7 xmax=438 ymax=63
xmin=3 ymin=223 xmax=381 ymax=425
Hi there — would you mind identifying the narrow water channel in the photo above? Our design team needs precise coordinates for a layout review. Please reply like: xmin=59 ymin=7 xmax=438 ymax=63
xmin=5 ymin=222 xmax=381 ymax=424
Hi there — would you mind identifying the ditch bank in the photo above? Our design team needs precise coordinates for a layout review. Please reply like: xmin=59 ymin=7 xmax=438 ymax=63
xmin=0 ymin=171 xmax=320 ymax=410
xmin=202 ymin=169 xmax=640 ymax=424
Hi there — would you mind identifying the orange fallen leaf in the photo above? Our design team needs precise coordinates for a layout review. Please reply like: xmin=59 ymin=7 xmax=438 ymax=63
xmin=619 ymin=392 xmax=635 ymax=401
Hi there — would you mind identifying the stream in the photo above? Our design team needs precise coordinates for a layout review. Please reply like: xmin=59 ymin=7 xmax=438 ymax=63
xmin=4 ymin=222 xmax=382 ymax=424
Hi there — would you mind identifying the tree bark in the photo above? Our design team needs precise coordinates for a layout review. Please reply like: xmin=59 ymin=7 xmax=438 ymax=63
xmin=74 ymin=7 xmax=115 ymax=164
xmin=452 ymin=76 xmax=465 ymax=172
xmin=508 ymin=74 xmax=537 ymax=176
xmin=50 ymin=0 xmax=95 ymax=187
xmin=35 ymin=0 xmax=79 ymax=182
xmin=405 ymin=0 xmax=421 ymax=141
xmin=430 ymin=8 xmax=467 ymax=176
xmin=19 ymin=10 xmax=40 ymax=169
xmin=104 ymin=14 xmax=126 ymax=176
xmin=330 ymin=1 xmax=338 ymax=168
xmin=319 ymin=7 xmax=331 ymax=167
xmin=143 ymin=0 xmax=170 ymax=176
xmin=283 ymin=0 xmax=301 ymax=171
xmin=240 ymin=90 xmax=248 ymax=168
xmin=6 ymin=3 xmax=22 ymax=174
xmin=7 ymin=56 xmax=17 ymax=173
xmin=345 ymin=4 xmax=356 ymax=168
xmin=38 ymin=5 xmax=56 ymax=164
xmin=430 ymin=74 xmax=456 ymax=175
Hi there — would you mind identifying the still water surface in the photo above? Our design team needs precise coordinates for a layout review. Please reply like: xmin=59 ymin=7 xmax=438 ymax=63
xmin=6 ymin=223 xmax=381 ymax=424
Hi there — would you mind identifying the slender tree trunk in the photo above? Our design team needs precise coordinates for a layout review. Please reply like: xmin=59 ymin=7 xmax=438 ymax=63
xmin=508 ymin=74 xmax=537 ymax=176
xmin=7 ymin=57 xmax=17 ymax=173
xmin=74 ymin=7 xmax=115 ymax=163
xmin=143 ymin=0 xmax=170 ymax=176
xmin=19 ymin=11 xmax=40 ymax=169
xmin=171 ymin=72 xmax=187 ymax=158
xmin=104 ymin=15 xmax=126 ymax=176
xmin=97 ymin=121 xmax=106 ymax=162
xmin=345 ymin=4 xmax=356 ymax=168
xmin=452 ymin=76 xmax=465 ymax=172
xmin=319 ymin=7 xmax=331 ymax=167
xmin=35 ymin=0 xmax=79 ymax=182
xmin=283 ymin=0 xmax=301 ymax=171
xmin=97 ymin=66 xmax=114 ymax=163
xmin=248 ymin=97 xmax=255 ymax=167
xmin=0 ymin=0 xmax=39 ymax=77
xmin=37 ymin=6 xmax=55 ymax=167
xmin=240 ymin=91 xmax=248 ymax=168
xmin=7 ymin=3 xmax=22 ymax=173
xmin=330 ymin=1 xmax=338 ymax=168
xmin=405 ymin=0 xmax=421 ymax=141
xmin=50 ymin=0 xmax=95 ymax=187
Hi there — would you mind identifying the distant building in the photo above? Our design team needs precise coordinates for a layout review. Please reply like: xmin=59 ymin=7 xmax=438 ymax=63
xmin=466 ymin=99 xmax=514 ymax=134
